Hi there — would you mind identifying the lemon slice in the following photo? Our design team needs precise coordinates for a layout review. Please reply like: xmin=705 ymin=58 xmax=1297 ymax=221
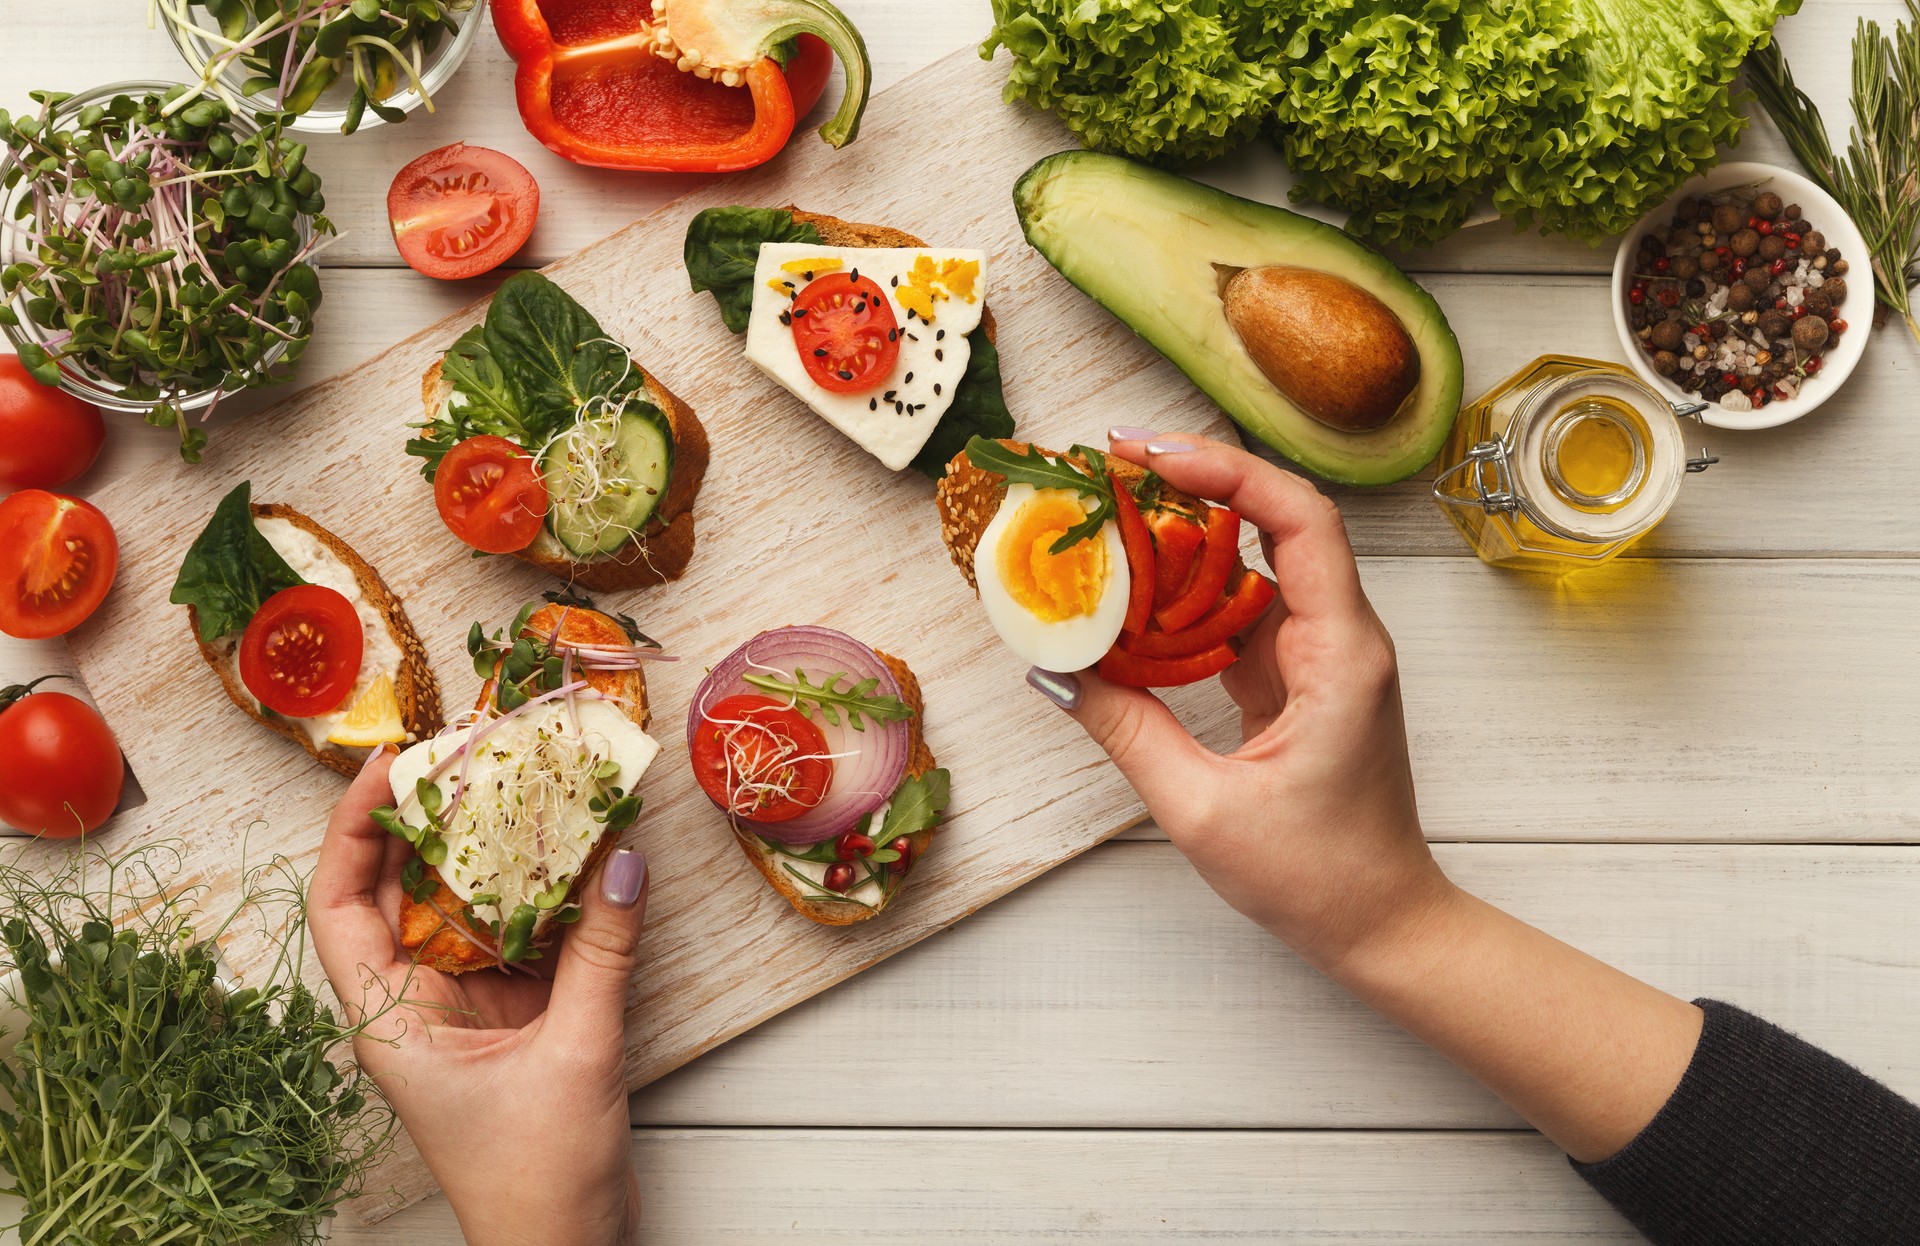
xmin=326 ymin=673 xmax=406 ymax=747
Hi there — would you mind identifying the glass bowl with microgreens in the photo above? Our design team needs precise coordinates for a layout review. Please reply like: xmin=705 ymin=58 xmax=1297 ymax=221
xmin=0 ymin=82 xmax=331 ymax=461
xmin=158 ymin=0 xmax=487 ymax=136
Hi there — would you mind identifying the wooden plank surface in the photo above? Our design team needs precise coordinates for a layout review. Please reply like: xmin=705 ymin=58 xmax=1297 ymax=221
xmin=325 ymin=1129 xmax=1640 ymax=1244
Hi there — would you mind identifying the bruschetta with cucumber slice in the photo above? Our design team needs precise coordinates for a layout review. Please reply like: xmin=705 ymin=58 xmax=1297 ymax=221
xmin=409 ymin=271 xmax=710 ymax=591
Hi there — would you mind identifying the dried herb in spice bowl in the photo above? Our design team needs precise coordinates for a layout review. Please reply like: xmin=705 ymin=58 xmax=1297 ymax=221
xmin=1611 ymin=162 xmax=1873 ymax=432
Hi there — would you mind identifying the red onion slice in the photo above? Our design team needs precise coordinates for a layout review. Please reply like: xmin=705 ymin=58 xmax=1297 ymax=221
xmin=688 ymin=626 xmax=911 ymax=845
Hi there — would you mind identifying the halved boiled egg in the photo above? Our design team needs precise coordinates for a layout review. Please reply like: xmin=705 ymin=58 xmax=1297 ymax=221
xmin=974 ymin=483 xmax=1130 ymax=673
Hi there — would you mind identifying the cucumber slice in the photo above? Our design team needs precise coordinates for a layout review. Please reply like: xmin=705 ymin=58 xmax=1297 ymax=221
xmin=541 ymin=405 xmax=673 ymax=558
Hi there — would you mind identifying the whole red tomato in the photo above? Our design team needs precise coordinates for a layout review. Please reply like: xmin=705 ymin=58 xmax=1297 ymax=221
xmin=0 ymin=679 xmax=125 ymax=838
xmin=0 ymin=355 xmax=105 ymax=490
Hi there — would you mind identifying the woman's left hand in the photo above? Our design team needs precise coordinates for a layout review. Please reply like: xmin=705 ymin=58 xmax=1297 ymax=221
xmin=310 ymin=747 xmax=649 ymax=1246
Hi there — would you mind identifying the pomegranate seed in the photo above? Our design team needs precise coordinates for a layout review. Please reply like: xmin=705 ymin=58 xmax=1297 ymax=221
xmin=1756 ymin=219 xmax=1773 ymax=235
xmin=1653 ymin=256 xmax=1671 ymax=273
xmin=888 ymin=836 xmax=913 ymax=876
xmin=1628 ymin=287 xmax=1646 ymax=305
xmin=824 ymin=863 xmax=856 ymax=893
xmin=834 ymin=831 xmax=875 ymax=861
xmin=1770 ymin=258 xmax=1788 ymax=275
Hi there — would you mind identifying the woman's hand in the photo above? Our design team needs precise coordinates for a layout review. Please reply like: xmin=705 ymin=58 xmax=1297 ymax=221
xmin=1031 ymin=431 xmax=1453 ymax=972
xmin=310 ymin=748 xmax=648 ymax=1246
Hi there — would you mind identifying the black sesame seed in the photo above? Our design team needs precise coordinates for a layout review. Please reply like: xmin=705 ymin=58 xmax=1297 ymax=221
xmin=870 ymin=398 xmax=878 ymax=410
xmin=838 ymin=370 xmax=853 ymax=381
xmin=936 ymin=329 xmax=945 ymax=341
xmin=935 ymin=349 xmax=943 ymax=361
xmin=887 ymin=329 xmax=898 ymax=341
xmin=813 ymin=348 xmax=828 ymax=357
xmin=850 ymin=269 xmax=859 ymax=282
xmin=779 ymin=311 xmax=792 ymax=325
xmin=890 ymin=276 xmax=898 ymax=287
xmin=904 ymin=372 xmax=914 ymax=383
xmin=792 ymin=308 xmax=807 ymax=318
xmin=934 ymin=383 xmax=942 ymax=395
xmin=884 ymin=390 xmax=897 ymax=401
xmin=895 ymin=401 xmax=905 ymax=414
xmin=906 ymin=333 xmax=918 ymax=342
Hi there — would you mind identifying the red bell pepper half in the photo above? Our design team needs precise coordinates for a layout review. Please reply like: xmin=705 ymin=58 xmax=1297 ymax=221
xmin=1155 ymin=505 xmax=1241 ymax=633
xmin=1097 ymin=643 xmax=1239 ymax=689
xmin=494 ymin=0 xmax=870 ymax=172
xmin=1118 ymin=568 xmax=1276 ymax=658
xmin=1109 ymin=471 xmax=1155 ymax=636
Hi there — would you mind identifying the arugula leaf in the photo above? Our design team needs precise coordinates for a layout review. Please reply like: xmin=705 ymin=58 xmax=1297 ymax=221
xmin=683 ymin=206 xmax=823 ymax=332
xmin=908 ymin=329 xmax=1016 ymax=480
xmin=742 ymin=668 xmax=916 ymax=731
xmin=169 ymin=481 xmax=305 ymax=641
xmin=880 ymin=768 xmax=951 ymax=842
xmin=961 ymin=437 xmax=1118 ymax=554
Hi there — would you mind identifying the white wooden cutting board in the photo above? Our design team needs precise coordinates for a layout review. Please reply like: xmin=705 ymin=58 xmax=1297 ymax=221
xmin=62 ymin=46 xmax=1248 ymax=1220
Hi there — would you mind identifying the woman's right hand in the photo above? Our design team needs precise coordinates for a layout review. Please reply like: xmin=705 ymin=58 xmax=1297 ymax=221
xmin=1031 ymin=432 xmax=1454 ymax=971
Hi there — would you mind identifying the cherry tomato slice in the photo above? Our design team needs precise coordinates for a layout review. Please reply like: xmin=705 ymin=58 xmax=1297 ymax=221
xmin=0 ymin=685 xmax=124 ymax=837
xmin=0 ymin=490 xmax=118 ymax=639
xmin=0 ymin=355 xmax=104 ymax=490
xmin=434 ymin=435 xmax=549 ymax=553
xmin=791 ymin=272 xmax=899 ymax=393
xmin=239 ymin=584 xmax=364 ymax=718
xmin=388 ymin=143 xmax=539 ymax=281
xmin=692 ymin=693 xmax=833 ymax=823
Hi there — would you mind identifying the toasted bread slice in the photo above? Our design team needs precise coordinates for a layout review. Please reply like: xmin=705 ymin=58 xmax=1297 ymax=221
xmin=418 ymin=355 xmax=710 ymax=593
xmin=186 ymin=502 xmax=440 ymax=779
xmin=733 ymin=650 xmax=940 ymax=927
xmin=400 ymin=602 xmax=650 ymax=974
xmin=783 ymin=206 xmax=998 ymax=348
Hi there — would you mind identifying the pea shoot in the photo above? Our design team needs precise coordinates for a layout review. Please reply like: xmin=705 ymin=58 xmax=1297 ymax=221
xmin=0 ymin=86 xmax=332 ymax=461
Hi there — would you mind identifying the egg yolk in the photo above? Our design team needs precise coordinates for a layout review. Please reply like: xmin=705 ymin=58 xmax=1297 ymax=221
xmin=996 ymin=490 xmax=1107 ymax=622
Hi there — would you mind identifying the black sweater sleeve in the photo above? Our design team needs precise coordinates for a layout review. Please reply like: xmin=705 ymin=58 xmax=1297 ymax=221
xmin=1573 ymin=999 xmax=1920 ymax=1245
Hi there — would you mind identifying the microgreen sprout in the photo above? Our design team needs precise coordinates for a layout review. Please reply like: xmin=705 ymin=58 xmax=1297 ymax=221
xmin=154 ymin=0 xmax=475 ymax=135
xmin=0 ymin=87 xmax=331 ymax=460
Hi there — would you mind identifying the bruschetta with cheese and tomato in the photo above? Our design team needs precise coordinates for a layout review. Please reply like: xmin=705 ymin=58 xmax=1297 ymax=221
xmin=170 ymin=481 xmax=441 ymax=777
xmin=373 ymin=597 xmax=665 ymax=973
xmin=935 ymin=438 xmax=1277 ymax=688
xmin=410 ymin=271 xmax=709 ymax=592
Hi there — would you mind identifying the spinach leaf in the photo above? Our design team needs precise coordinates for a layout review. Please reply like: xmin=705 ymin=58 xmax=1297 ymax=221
xmin=908 ymin=330 xmax=1016 ymax=479
xmin=483 ymin=271 xmax=635 ymax=420
xmin=170 ymin=481 xmax=305 ymax=641
xmin=880 ymin=768 xmax=951 ymax=841
xmin=683 ymin=206 xmax=822 ymax=332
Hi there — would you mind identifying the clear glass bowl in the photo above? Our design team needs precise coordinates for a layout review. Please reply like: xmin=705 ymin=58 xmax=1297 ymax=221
xmin=0 ymin=80 xmax=317 ymax=417
xmin=161 ymin=0 xmax=488 ymax=135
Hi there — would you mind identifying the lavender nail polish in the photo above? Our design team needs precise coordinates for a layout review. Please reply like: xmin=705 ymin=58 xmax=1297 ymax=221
xmin=1109 ymin=426 xmax=1159 ymax=442
xmin=602 ymin=848 xmax=647 ymax=908
xmin=1026 ymin=667 xmax=1082 ymax=711
xmin=1144 ymin=441 xmax=1198 ymax=455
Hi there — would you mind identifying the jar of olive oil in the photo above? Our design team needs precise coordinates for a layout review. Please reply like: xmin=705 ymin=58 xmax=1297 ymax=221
xmin=1433 ymin=356 xmax=1716 ymax=571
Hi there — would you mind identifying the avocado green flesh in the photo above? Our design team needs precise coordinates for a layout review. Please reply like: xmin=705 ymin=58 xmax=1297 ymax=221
xmin=1013 ymin=151 xmax=1464 ymax=487
xmin=542 ymin=409 xmax=672 ymax=558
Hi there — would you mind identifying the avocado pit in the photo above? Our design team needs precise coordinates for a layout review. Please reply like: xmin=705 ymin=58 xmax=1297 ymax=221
xmin=1220 ymin=265 xmax=1421 ymax=434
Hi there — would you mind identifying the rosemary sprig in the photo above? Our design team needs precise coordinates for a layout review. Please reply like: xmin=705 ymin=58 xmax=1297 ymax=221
xmin=743 ymin=668 xmax=915 ymax=731
xmin=1749 ymin=6 xmax=1920 ymax=348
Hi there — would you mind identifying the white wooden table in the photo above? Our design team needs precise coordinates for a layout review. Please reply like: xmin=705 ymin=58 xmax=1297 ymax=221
xmin=5 ymin=3 xmax=1916 ymax=1240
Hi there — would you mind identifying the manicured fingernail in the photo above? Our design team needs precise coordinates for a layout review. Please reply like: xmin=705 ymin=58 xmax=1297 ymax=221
xmin=602 ymin=849 xmax=647 ymax=908
xmin=1109 ymin=426 xmax=1159 ymax=442
xmin=1144 ymin=441 xmax=1197 ymax=455
xmin=1026 ymin=667 xmax=1082 ymax=711
xmin=358 ymin=743 xmax=395 ymax=773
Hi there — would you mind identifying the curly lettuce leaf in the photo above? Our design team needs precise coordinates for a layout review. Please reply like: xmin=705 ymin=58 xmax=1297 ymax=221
xmin=980 ymin=0 xmax=1287 ymax=166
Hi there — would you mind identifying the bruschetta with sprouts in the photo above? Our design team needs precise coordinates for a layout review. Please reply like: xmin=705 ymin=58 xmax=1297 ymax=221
xmin=373 ymin=596 xmax=666 ymax=973
xmin=687 ymin=625 xmax=949 ymax=925
xmin=409 ymin=271 xmax=710 ymax=592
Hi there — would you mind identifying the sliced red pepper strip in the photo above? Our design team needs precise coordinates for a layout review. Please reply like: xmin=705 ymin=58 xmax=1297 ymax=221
xmin=1097 ymin=642 xmax=1238 ymax=689
xmin=1155 ymin=506 xmax=1241 ymax=633
xmin=1120 ymin=570 xmax=1276 ymax=658
xmin=1110 ymin=471 xmax=1155 ymax=636
xmin=1146 ymin=506 xmax=1207 ymax=611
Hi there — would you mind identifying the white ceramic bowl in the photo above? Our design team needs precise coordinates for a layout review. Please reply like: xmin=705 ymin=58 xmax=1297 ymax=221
xmin=1610 ymin=160 xmax=1872 ymax=431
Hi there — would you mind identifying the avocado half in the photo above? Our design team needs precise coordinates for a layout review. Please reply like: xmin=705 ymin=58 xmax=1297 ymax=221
xmin=1013 ymin=151 xmax=1464 ymax=486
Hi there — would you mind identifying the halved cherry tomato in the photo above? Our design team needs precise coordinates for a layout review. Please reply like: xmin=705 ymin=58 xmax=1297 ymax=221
xmin=791 ymin=271 xmax=899 ymax=393
xmin=388 ymin=143 xmax=540 ymax=280
xmin=1146 ymin=507 xmax=1207 ymax=610
xmin=239 ymin=584 xmax=364 ymax=718
xmin=692 ymin=693 xmax=832 ymax=823
xmin=434 ymin=435 xmax=549 ymax=553
xmin=1156 ymin=506 xmax=1242 ymax=633
xmin=0 ymin=490 xmax=117 ymax=639
xmin=1121 ymin=569 xmax=1277 ymax=658
xmin=0 ymin=355 xmax=104 ymax=490
xmin=0 ymin=680 xmax=124 ymax=838
xmin=1097 ymin=643 xmax=1238 ymax=689
xmin=1110 ymin=472 xmax=1155 ymax=635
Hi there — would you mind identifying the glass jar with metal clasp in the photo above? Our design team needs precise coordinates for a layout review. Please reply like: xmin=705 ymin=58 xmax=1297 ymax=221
xmin=1432 ymin=355 xmax=1718 ymax=572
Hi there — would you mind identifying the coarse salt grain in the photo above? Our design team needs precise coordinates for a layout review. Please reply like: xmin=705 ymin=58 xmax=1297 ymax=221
xmin=1721 ymin=391 xmax=1754 ymax=411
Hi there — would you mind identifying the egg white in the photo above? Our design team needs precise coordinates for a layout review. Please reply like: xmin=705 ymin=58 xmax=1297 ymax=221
xmin=744 ymin=243 xmax=987 ymax=471
xmin=974 ymin=483 xmax=1131 ymax=674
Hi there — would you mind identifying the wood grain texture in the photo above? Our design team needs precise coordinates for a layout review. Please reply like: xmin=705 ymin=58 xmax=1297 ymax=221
xmin=324 ymin=1128 xmax=1640 ymax=1244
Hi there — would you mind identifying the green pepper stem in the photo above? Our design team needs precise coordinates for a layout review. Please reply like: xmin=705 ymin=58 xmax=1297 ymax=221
xmin=750 ymin=0 xmax=871 ymax=148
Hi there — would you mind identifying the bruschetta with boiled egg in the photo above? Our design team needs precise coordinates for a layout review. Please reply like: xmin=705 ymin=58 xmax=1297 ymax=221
xmin=410 ymin=271 xmax=710 ymax=592
xmin=170 ymin=481 xmax=442 ymax=777
xmin=373 ymin=598 xmax=665 ymax=973
xmin=687 ymin=625 xmax=949 ymax=925
xmin=936 ymin=438 xmax=1277 ymax=688
xmin=683 ymin=205 xmax=1015 ymax=477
